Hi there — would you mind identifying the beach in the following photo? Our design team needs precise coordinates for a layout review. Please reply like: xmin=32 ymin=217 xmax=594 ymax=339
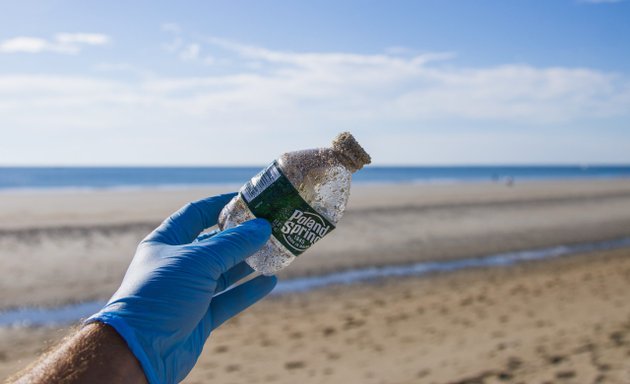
xmin=2 ymin=179 xmax=630 ymax=382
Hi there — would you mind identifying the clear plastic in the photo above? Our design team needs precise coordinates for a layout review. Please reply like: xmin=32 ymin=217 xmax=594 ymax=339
xmin=218 ymin=148 xmax=354 ymax=275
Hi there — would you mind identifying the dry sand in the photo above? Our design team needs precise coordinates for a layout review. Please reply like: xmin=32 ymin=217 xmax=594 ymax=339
xmin=3 ymin=248 xmax=630 ymax=383
xmin=186 ymin=248 xmax=630 ymax=384
xmin=1 ymin=180 xmax=630 ymax=382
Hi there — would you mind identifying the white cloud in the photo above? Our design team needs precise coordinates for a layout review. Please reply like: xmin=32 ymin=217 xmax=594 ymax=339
xmin=2 ymin=39 xmax=629 ymax=124
xmin=0 ymin=33 xmax=110 ymax=54
xmin=1 ymin=38 xmax=630 ymax=164
xmin=55 ymin=33 xmax=110 ymax=45
xmin=188 ymin=37 xmax=630 ymax=123
xmin=0 ymin=36 xmax=81 ymax=54
xmin=206 ymin=36 xmax=455 ymax=68
xmin=179 ymin=43 xmax=200 ymax=61
xmin=0 ymin=37 xmax=49 ymax=53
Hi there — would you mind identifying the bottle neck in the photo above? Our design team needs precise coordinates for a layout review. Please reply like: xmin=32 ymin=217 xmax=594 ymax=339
xmin=330 ymin=132 xmax=371 ymax=172
xmin=332 ymin=149 xmax=361 ymax=173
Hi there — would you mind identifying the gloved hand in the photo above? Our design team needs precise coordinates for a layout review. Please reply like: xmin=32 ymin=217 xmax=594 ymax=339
xmin=86 ymin=193 xmax=276 ymax=384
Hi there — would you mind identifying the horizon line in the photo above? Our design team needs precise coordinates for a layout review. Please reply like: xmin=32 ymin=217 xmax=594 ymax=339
xmin=1 ymin=163 xmax=630 ymax=168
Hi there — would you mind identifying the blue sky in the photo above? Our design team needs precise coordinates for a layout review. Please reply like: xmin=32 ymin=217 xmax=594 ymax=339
xmin=1 ymin=0 xmax=629 ymax=165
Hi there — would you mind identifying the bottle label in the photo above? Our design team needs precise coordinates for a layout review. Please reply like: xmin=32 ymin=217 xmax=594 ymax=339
xmin=240 ymin=161 xmax=335 ymax=256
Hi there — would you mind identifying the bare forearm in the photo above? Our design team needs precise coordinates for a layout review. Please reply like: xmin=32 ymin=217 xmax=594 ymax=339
xmin=10 ymin=322 xmax=147 ymax=384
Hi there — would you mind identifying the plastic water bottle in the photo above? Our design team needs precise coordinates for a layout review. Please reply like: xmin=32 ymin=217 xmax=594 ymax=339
xmin=218 ymin=132 xmax=371 ymax=275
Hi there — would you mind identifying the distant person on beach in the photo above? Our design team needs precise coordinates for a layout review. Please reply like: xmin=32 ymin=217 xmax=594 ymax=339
xmin=9 ymin=194 xmax=276 ymax=384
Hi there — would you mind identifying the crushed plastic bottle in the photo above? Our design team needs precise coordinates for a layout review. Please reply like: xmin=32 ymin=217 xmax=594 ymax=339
xmin=218 ymin=132 xmax=371 ymax=275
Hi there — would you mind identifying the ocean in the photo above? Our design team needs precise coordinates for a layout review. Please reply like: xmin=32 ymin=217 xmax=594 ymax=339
xmin=0 ymin=165 xmax=629 ymax=191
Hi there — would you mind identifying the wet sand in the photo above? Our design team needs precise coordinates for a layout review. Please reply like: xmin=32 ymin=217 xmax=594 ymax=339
xmin=1 ymin=180 xmax=630 ymax=309
xmin=2 ymin=180 xmax=630 ymax=382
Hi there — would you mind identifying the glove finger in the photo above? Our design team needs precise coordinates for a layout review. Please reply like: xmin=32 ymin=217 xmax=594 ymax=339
xmin=205 ymin=275 xmax=277 ymax=334
xmin=144 ymin=193 xmax=236 ymax=245
xmin=214 ymin=261 xmax=255 ymax=293
xmin=194 ymin=229 xmax=220 ymax=242
xmin=192 ymin=218 xmax=271 ymax=276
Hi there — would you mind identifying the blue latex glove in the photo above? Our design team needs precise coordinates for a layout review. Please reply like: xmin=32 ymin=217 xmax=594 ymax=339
xmin=86 ymin=193 xmax=276 ymax=384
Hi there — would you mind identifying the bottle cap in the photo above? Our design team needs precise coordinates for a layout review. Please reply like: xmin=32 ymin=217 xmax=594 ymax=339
xmin=332 ymin=132 xmax=371 ymax=172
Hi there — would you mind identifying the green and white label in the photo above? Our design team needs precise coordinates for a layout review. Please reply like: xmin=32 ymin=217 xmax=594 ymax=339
xmin=240 ymin=161 xmax=335 ymax=256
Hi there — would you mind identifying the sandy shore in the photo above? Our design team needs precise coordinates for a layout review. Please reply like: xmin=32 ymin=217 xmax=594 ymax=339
xmin=3 ymin=247 xmax=630 ymax=383
xmin=1 ymin=180 xmax=630 ymax=309
xmin=2 ymin=179 xmax=630 ymax=382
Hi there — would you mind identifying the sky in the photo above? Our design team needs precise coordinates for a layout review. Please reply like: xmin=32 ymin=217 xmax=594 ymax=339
xmin=1 ymin=0 xmax=629 ymax=166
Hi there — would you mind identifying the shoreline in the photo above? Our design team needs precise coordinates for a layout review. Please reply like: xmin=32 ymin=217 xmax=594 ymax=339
xmin=1 ymin=174 xmax=630 ymax=194
xmin=1 ymin=179 xmax=630 ymax=310
xmin=2 ymin=247 xmax=630 ymax=382
xmin=2 ymin=236 xmax=630 ymax=327
xmin=1 ymin=163 xmax=629 ymax=193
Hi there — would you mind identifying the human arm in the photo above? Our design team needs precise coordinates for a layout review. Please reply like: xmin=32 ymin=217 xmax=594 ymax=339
xmin=11 ymin=322 xmax=147 ymax=384
xmin=10 ymin=193 xmax=276 ymax=384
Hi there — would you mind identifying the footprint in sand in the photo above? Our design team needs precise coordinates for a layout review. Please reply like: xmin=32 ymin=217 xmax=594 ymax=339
xmin=288 ymin=331 xmax=303 ymax=339
xmin=547 ymin=355 xmax=565 ymax=365
xmin=214 ymin=345 xmax=229 ymax=353
xmin=555 ymin=370 xmax=576 ymax=379
xmin=285 ymin=361 xmax=306 ymax=370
